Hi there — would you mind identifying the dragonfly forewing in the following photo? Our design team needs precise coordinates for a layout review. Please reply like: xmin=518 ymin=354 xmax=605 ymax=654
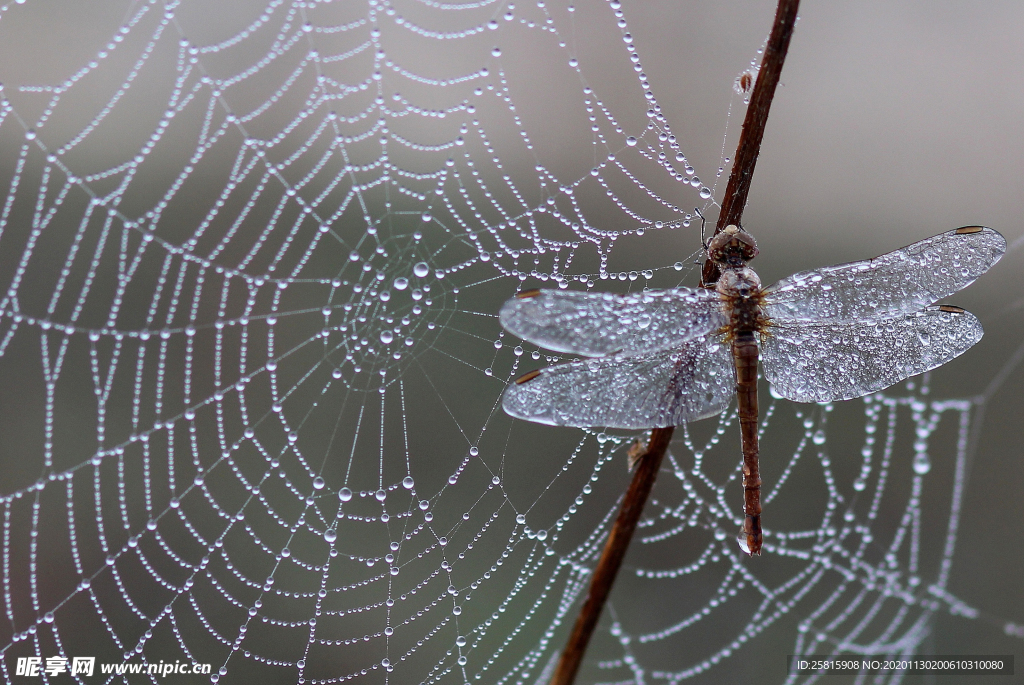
xmin=763 ymin=226 xmax=1005 ymax=324
xmin=500 ymin=287 xmax=727 ymax=357
xmin=761 ymin=305 xmax=984 ymax=403
xmin=503 ymin=335 xmax=735 ymax=429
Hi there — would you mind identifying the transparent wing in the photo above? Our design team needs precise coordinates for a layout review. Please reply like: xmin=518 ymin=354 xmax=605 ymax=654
xmin=763 ymin=226 xmax=1005 ymax=323
xmin=503 ymin=335 xmax=734 ymax=429
xmin=761 ymin=306 xmax=983 ymax=403
xmin=499 ymin=287 xmax=726 ymax=356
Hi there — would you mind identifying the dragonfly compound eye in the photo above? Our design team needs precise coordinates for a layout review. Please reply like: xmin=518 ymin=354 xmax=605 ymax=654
xmin=709 ymin=227 xmax=759 ymax=264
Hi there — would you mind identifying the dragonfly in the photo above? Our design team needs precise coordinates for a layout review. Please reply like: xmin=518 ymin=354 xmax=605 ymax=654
xmin=500 ymin=225 xmax=1006 ymax=555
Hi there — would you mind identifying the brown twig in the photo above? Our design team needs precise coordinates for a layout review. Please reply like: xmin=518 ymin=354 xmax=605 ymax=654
xmin=701 ymin=0 xmax=801 ymax=287
xmin=549 ymin=2 xmax=800 ymax=684
xmin=549 ymin=426 xmax=673 ymax=685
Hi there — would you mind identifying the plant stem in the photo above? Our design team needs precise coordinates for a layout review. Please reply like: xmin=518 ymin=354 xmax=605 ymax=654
xmin=550 ymin=1 xmax=800 ymax=683
xmin=548 ymin=427 xmax=673 ymax=685
xmin=702 ymin=0 xmax=801 ymax=286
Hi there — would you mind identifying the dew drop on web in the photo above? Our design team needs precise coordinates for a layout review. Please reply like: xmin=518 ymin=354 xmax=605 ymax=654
xmin=913 ymin=453 xmax=931 ymax=474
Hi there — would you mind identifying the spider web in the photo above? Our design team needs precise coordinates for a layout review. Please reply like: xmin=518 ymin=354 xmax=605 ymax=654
xmin=0 ymin=1 xmax=1020 ymax=684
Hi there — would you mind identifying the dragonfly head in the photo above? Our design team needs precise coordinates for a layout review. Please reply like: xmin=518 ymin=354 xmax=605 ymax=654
xmin=709 ymin=224 xmax=758 ymax=267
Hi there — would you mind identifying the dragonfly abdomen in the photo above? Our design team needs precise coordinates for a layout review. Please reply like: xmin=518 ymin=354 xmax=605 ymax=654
xmin=732 ymin=329 xmax=763 ymax=556
xmin=717 ymin=263 xmax=767 ymax=556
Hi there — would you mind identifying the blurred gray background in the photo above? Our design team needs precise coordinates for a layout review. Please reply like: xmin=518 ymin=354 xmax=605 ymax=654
xmin=0 ymin=0 xmax=1021 ymax=683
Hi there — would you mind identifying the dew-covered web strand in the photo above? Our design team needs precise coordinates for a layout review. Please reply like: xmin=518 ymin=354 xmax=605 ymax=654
xmin=0 ymin=1 xmax=1020 ymax=684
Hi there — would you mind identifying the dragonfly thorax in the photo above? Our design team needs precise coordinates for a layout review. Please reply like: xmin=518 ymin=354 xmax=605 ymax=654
xmin=715 ymin=266 xmax=762 ymax=299
xmin=718 ymin=266 xmax=766 ymax=338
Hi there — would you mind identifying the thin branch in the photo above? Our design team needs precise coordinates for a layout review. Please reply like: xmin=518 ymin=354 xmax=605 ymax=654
xmin=701 ymin=0 xmax=801 ymax=286
xmin=549 ymin=2 xmax=801 ymax=684
xmin=549 ymin=427 xmax=673 ymax=685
